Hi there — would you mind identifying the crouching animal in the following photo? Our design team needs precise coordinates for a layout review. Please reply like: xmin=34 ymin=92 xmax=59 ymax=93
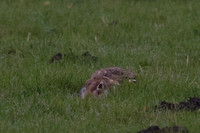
xmin=80 ymin=67 xmax=137 ymax=99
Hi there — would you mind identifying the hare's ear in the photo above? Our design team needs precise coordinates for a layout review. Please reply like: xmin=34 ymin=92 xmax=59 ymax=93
xmin=102 ymin=76 xmax=119 ymax=85
xmin=102 ymin=76 xmax=114 ymax=83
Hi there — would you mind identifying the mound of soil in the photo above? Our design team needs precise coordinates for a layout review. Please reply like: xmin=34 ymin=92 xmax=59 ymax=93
xmin=137 ymin=125 xmax=189 ymax=133
xmin=109 ymin=20 xmax=119 ymax=26
xmin=49 ymin=53 xmax=65 ymax=63
xmin=155 ymin=97 xmax=200 ymax=111
xmin=81 ymin=51 xmax=98 ymax=62
xmin=49 ymin=51 xmax=98 ymax=63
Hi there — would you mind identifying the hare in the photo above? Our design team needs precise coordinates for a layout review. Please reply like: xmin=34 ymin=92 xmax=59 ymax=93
xmin=80 ymin=67 xmax=137 ymax=99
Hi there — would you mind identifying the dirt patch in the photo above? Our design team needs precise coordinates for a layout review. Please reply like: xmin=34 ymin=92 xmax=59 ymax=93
xmin=155 ymin=97 xmax=200 ymax=111
xmin=137 ymin=125 xmax=189 ymax=133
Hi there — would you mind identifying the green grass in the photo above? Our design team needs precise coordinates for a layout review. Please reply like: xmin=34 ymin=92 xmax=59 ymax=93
xmin=0 ymin=0 xmax=200 ymax=132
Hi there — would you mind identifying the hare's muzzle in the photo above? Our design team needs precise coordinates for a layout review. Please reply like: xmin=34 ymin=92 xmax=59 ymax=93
xmin=80 ymin=86 xmax=87 ymax=99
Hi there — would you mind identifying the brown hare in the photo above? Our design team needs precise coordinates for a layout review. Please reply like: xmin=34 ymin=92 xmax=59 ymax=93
xmin=80 ymin=67 xmax=137 ymax=99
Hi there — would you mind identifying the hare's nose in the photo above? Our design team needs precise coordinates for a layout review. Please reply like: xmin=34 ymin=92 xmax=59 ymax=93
xmin=80 ymin=87 xmax=86 ymax=99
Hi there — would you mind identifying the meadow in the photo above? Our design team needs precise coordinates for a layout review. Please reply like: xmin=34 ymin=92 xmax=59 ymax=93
xmin=0 ymin=0 xmax=200 ymax=132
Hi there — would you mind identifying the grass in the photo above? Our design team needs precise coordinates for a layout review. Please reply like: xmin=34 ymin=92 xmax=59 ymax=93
xmin=0 ymin=0 xmax=200 ymax=132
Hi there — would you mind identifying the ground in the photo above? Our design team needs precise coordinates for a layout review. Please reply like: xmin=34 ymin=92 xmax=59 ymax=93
xmin=0 ymin=0 xmax=200 ymax=132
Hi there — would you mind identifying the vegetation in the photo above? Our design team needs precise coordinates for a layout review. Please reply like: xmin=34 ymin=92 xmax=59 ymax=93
xmin=0 ymin=0 xmax=200 ymax=132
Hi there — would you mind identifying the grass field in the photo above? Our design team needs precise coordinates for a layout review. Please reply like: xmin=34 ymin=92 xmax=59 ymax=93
xmin=0 ymin=0 xmax=200 ymax=132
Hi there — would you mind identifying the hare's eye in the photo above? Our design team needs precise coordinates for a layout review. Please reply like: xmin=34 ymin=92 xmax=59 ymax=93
xmin=97 ymin=83 xmax=104 ymax=90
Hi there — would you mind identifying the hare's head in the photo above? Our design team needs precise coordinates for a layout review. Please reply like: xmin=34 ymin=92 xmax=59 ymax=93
xmin=80 ymin=76 xmax=117 ymax=99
